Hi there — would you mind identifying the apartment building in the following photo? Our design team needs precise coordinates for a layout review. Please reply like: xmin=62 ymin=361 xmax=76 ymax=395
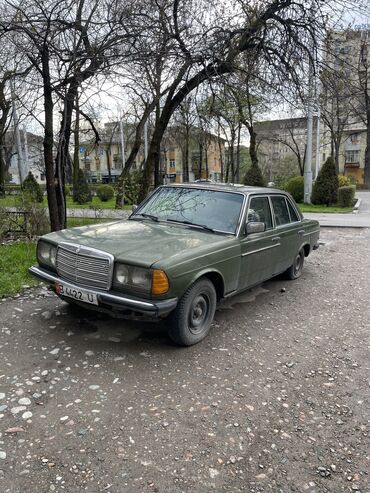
xmin=254 ymin=117 xmax=318 ymax=179
xmin=79 ymin=122 xmax=225 ymax=184
xmin=321 ymin=27 xmax=369 ymax=183
xmin=254 ymin=27 xmax=369 ymax=184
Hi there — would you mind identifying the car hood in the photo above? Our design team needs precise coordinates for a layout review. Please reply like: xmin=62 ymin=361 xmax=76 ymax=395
xmin=43 ymin=219 xmax=233 ymax=268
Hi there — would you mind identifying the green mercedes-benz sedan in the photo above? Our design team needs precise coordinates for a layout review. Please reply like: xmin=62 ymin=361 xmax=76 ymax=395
xmin=29 ymin=183 xmax=320 ymax=346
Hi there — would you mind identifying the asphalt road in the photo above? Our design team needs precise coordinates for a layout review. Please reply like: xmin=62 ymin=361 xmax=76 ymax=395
xmin=0 ymin=228 xmax=369 ymax=493
xmin=356 ymin=191 xmax=370 ymax=213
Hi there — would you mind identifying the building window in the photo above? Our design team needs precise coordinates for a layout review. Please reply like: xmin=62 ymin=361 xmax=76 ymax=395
xmin=40 ymin=173 xmax=45 ymax=181
xmin=349 ymin=134 xmax=360 ymax=145
xmin=345 ymin=150 xmax=360 ymax=164
xmin=169 ymin=159 xmax=176 ymax=169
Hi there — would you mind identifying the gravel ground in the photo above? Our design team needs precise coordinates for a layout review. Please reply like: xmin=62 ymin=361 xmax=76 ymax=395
xmin=0 ymin=228 xmax=369 ymax=493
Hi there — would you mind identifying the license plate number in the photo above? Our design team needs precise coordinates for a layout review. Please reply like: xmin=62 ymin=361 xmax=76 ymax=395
xmin=56 ymin=283 xmax=98 ymax=305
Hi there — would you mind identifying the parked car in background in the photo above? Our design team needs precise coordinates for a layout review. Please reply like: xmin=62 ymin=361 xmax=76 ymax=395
xmin=29 ymin=184 xmax=320 ymax=346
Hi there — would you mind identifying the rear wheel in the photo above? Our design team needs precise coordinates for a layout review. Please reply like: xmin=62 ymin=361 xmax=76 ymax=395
xmin=167 ymin=279 xmax=217 ymax=346
xmin=285 ymin=248 xmax=305 ymax=280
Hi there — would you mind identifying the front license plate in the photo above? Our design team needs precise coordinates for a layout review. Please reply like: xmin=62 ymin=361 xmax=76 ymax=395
xmin=55 ymin=283 xmax=98 ymax=305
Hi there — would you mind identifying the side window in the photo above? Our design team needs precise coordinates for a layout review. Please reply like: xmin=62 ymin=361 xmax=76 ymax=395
xmin=287 ymin=199 xmax=300 ymax=222
xmin=271 ymin=196 xmax=291 ymax=226
xmin=248 ymin=196 xmax=273 ymax=230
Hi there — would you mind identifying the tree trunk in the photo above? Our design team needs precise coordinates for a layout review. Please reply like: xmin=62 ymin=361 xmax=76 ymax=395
xmin=42 ymin=48 xmax=60 ymax=232
xmin=236 ymin=123 xmax=241 ymax=183
xmin=334 ymin=139 xmax=340 ymax=175
xmin=0 ymin=139 xmax=5 ymax=196
xmin=139 ymin=116 xmax=169 ymax=202
xmin=184 ymin=131 xmax=189 ymax=182
xmin=0 ymin=83 xmax=10 ymax=196
xmin=217 ymin=125 xmax=224 ymax=182
xmin=181 ymin=131 xmax=190 ymax=183
xmin=72 ymin=92 xmax=80 ymax=192
xmin=107 ymin=148 xmax=112 ymax=183
xmin=198 ymin=142 xmax=203 ymax=179
xmin=249 ymin=125 xmax=259 ymax=168
xmin=55 ymin=82 xmax=78 ymax=229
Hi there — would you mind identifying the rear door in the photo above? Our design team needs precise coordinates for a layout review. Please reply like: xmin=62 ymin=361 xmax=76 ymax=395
xmin=269 ymin=195 xmax=303 ymax=275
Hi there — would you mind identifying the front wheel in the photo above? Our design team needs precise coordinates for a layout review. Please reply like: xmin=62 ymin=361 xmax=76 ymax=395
xmin=167 ymin=278 xmax=217 ymax=346
xmin=284 ymin=248 xmax=305 ymax=280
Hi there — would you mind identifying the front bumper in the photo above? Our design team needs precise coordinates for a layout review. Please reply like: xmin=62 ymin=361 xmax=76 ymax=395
xmin=29 ymin=265 xmax=178 ymax=319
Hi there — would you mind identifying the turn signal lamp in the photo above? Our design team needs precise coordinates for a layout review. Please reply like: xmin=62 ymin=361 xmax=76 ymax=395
xmin=151 ymin=269 xmax=169 ymax=295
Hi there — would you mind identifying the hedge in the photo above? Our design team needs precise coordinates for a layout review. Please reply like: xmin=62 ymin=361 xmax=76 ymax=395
xmin=338 ymin=185 xmax=356 ymax=208
xmin=284 ymin=176 xmax=304 ymax=203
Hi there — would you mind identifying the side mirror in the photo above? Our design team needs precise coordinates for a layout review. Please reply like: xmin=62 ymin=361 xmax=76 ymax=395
xmin=132 ymin=204 xmax=138 ymax=212
xmin=246 ymin=221 xmax=265 ymax=235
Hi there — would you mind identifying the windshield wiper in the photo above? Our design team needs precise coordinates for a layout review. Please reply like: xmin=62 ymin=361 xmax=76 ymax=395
xmin=133 ymin=213 xmax=159 ymax=222
xmin=166 ymin=218 xmax=215 ymax=233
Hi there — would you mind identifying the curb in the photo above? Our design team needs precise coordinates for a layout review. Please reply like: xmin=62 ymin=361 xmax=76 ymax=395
xmin=352 ymin=198 xmax=361 ymax=214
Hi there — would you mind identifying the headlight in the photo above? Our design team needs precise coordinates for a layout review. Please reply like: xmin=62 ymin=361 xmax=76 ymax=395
xmin=115 ymin=264 xmax=129 ymax=284
xmin=113 ymin=264 xmax=169 ymax=295
xmin=131 ymin=267 xmax=151 ymax=289
xmin=113 ymin=263 xmax=151 ymax=292
xmin=37 ymin=241 xmax=57 ymax=269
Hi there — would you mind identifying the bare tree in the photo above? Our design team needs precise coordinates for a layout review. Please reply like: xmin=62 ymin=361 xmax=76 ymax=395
xmin=134 ymin=0 xmax=333 ymax=201
xmin=2 ymin=0 xmax=128 ymax=230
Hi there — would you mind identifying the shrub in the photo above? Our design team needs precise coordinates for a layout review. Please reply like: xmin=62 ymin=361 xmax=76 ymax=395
xmin=338 ymin=185 xmax=355 ymax=208
xmin=311 ymin=156 xmax=338 ymax=206
xmin=243 ymin=162 xmax=265 ymax=187
xmin=73 ymin=169 xmax=92 ymax=204
xmin=96 ymin=184 xmax=114 ymax=202
xmin=338 ymin=174 xmax=351 ymax=187
xmin=116 ymin=171 xmax=142 ymax=207
xmin=64 ymin=184 xmax=71 ymax=196
xmin=284 ymin=176 xmax=304 ymax=203
xmin=4 ymin=184 xmax=22 ymax=195
xmin=10 ymin=194 xmax=50 ymax=238
xmin=22 ymin=172 xmax=43 ymax=203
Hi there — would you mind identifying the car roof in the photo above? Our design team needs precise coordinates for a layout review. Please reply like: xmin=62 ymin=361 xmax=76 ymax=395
xmin=163 ymin=182 xmax=284 ymax=196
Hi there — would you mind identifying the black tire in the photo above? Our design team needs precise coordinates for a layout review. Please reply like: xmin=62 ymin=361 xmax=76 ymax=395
xmin=285 ymin=248 xmax=305 ymax=280
xmin=167 ymin=278 xmax=217 ymax=346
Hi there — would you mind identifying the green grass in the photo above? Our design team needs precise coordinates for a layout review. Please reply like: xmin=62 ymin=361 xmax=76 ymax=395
xmin=0 ymin=218 xmax=118 ymax=297
xmin=66 ymin=217 xmax=116 ymax=228
xmin=297 ymin=203 xmax=353 ymax=213
xmin=0 ymin=195 xmax=131 ymax=210
xmin=0 ymin=241 xmax=38 ymax=297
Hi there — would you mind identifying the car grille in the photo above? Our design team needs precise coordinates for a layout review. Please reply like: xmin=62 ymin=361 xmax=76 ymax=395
xmin=56 ymin=243 xmax=113 ymax=290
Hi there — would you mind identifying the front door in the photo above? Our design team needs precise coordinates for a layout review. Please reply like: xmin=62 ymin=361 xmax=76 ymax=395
xmin=239 ymin=195 xmax=281 ymax=290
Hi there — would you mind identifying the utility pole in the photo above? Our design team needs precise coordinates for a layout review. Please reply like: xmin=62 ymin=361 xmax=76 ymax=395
xmin=144 ymin=119 xmax=148 ymax=161
xmin=304 ymin=7 xmax=315 ymax=204
xmin=314 ymin=100 xmax=321 ymax=180
xmin=119 ymin=116 xmax=125 ymax=170
xmin=11 ymin=80 xmax=25 ymax=184
xmin=23 ymin=126 xmax=29 ymax=178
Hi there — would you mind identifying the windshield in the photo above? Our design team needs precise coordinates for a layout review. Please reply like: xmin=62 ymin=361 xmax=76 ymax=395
xmin=132 ymin=187 xmax=244 ymax=234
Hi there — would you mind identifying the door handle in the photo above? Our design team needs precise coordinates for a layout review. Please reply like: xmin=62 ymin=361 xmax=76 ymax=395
xmin=298 ymin=230 xmax=305 ymax=235
xmin=272 ymin=237 xmax=281 ymax=242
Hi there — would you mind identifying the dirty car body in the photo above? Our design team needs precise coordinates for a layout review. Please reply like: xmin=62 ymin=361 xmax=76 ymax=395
xmin=29 ymin=184 xmax=320 ymax=345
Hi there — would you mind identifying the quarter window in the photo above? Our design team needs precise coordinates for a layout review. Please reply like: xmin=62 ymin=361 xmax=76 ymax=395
xmin=248 ymin=196 xmax=273 ymax=229
xmin=271 ymin=196 xmax=290 ymax=226
xmin=287 ymin=200 xmax=300 ymax=222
